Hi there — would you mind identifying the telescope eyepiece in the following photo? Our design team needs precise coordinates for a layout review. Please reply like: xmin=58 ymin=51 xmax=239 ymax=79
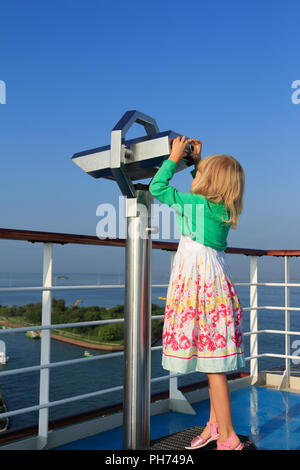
xmin=184 ymin=143 xmax=194 ymax=155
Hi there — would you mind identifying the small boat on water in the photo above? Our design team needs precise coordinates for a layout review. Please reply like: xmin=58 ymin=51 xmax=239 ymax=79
xmin=0 ymin=341 xmax=8 ymax=364
xmin=25 ymin=331 xmax=41 ymax=339
xmin=83 ymin=350 xmax=93 ymax=357
xmin=0 ymin=351 xmax=9 ymax=365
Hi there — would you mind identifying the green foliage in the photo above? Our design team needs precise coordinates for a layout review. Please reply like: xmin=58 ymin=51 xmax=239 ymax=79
xmin=96 ymin=323 xmax=124 ymax=342
xmin=151 ymin=318 xmax=164 ymax=341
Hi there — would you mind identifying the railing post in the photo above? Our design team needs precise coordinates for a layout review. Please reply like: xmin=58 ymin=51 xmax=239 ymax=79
xmin=250 ymin=256 xmax=258 ymax=383
xmin=37 ymin=242 xmax=53 ymax=449
xmin=284 ymin=256 xmax=290 ymax=387
xmin=278 ymin=256 xmax=291 ymax=390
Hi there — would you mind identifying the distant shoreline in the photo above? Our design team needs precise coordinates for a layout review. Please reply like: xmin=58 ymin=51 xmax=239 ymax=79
xmin=0 ymin=319 xmax=161 ymax=351
xmin=51 ymin=333 xmax=124 ymax=351
xmin=0 ymin=319 xmax=124 ymax=351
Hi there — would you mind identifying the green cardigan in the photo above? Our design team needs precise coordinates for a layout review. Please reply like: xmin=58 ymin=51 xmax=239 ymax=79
xmin=149 ymin=159 xmax=232 ymax=251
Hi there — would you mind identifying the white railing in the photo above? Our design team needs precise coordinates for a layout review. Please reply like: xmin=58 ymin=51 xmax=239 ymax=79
xmin=0 ymin=239 xmax=299 ymax=447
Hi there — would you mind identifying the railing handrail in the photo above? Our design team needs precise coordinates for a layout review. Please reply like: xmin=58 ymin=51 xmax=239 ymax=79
xmin=1 ymin=227 xmax=300 ymax=256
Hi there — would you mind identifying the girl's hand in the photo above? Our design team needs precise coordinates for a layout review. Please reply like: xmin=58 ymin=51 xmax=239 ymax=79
xmin=168 ymin=137 xmax=202 ymax=164
xmin=168 ymin=136 xmax=191 ymax=164
xmin=189 ymin=139 xmax=202 ymax=160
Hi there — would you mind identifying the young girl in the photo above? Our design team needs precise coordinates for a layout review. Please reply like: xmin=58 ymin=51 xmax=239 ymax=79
xmin=149 ymin=136 xmax=245 ymax=451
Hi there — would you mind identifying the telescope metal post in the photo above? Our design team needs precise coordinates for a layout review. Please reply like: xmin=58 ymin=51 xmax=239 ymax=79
xmin=123 ymin=188 xmax=153 ymax=450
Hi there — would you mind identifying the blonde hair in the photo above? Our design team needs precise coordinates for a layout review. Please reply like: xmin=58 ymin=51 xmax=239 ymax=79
xmin=190 ymin=154 xmax=245 ymax=229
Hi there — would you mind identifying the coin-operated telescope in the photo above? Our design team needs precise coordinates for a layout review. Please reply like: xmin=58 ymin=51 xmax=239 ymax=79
xmin=71 ymin=110 xmax=197 ymax=197
xmin=71 ymin=110 xmax=197 ymax=451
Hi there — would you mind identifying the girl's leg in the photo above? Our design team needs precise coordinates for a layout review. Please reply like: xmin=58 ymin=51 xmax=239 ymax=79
xmin=208 ymin=378 xmax=217 ymax=423
xmin=207 ymin=372 xmax=241 ymax=449
xmin=199 ymin=377 xmax=217 ymax=440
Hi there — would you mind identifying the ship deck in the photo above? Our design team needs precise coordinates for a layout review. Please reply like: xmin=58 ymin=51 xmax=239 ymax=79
xmin=53 ymin=385 xmax=300 ymax=451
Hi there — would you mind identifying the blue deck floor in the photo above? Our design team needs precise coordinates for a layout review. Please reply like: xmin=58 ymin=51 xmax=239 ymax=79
xmin=54 ymin=385 xmax=300 ymax=451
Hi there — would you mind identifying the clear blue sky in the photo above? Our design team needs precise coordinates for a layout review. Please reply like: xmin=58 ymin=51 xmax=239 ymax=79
xmin=0 ymin=0 xmax=299 ymax=280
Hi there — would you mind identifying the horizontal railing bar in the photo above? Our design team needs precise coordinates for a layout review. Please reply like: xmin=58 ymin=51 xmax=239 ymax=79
xmin=1 ymin=282 xmax=300 ymax=294
xmin=0 ymin=346 xmax=189 ymax=380
xmin=0 ymin=343 xmax=167 ymax=378
xmin=0 ymin=319 xmax=125 ymax=334
xmin=2 ymin=227 xmax=300 ymax=256
xmin=0 ymin=343 xmax=165 ymax=378
xmin=0 ymin=351 xmax=124 ymax=377
xmin=0 ymin=228 xmax=128 ymax=247
xmin=151 ymin=345 xmax=163 ymax=351
xmin=235 ymin=306 xmax=300 ymax=312
xmin=244 ymin=352 xmax=300 ymax=361
xmin=151 ymin=371 xmax=196 ymax=383
xmin=0 ymin=285 xmax=125 ymax=292
xmin=0 ymin=384 xmax=124 ymax=420
xmin=244 ymin=329 xmax=300 ymax=336
xmin=258 ymin=282 xmax=300 ymax=287
xmin=253 ymin=306 xmax=300 ymax=311
xmin=0 ymin=283 xmax=168 ymax=293
xmin=0 ymin=228 xmax=267 ymax=256
xmin=235 ymin=282 xmax=300 ymax=287
xmin=263 ymin=353 xmax=300 ymax=360
xmin=244 ymin=330 xmax=259 ymax=336
xmin=244 ymin=354 xmax=265 ymax=361
xmin=0 ymin=315 xmax=164 ymax=335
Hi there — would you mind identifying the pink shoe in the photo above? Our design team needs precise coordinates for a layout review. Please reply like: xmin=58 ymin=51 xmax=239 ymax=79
xmin=185 ymin=421 xmax=219 ymax=449
xmin=217 ymin=432 xmax=244 ymax=450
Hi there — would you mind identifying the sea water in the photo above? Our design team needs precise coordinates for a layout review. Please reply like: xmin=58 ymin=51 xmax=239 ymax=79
xmin=0 ymin=271 xmax=300 ymax=435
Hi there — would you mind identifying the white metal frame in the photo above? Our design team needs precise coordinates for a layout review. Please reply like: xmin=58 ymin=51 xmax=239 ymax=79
xmin=0 ymin=246 xmax=299 ymax=448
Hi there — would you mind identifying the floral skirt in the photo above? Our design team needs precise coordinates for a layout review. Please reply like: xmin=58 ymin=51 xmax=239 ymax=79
xmin=161 ymin=235 xmax=245 ymax=373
